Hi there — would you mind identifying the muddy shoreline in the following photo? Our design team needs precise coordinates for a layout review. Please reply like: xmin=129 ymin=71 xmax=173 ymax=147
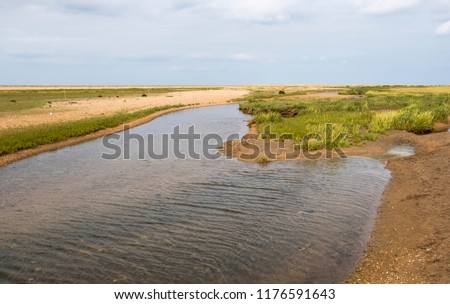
xmin=347 ymin=130 xmax=450 ymax=283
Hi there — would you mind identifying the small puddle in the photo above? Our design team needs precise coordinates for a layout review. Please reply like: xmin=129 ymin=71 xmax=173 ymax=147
xmin=388 ymin=145 xmax=415 ymax=157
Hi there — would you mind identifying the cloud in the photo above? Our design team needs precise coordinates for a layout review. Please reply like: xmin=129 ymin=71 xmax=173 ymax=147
xmin=1 ymin=0 xmax=449 ymax=85
xmin=436 ymin=20 xmax=450 ymax=35
xmin=353 ymin=0 xmax=420 ymax=15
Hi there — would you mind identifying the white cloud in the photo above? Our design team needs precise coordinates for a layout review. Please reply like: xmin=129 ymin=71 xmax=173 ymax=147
xmin=353 ymin=0 xmax=420 ymax=15
xmin=436 ymin=20 xmax=450 ymax=35
xmin=1 ymin=0 xmax=449 ymax=84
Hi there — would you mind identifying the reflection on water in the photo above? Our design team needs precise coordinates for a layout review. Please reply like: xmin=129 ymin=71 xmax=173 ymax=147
xmin=0 ymin=105 xmax=391 ymax=283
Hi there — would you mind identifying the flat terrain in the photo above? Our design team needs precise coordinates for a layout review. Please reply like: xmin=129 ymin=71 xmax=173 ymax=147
xmin=0 ymin=87 xmax=248 ymax=130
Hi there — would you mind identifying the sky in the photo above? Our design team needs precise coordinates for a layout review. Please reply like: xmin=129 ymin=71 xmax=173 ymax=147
xmin=0 ymin=0 xmax=449 ymax=85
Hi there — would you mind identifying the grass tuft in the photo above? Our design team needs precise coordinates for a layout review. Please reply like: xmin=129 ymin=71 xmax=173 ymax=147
xmin=369 ymin=111 xmax=399 ymax=134
xmin=394 ymin=109 xmax=435 ymax=134
xmin=257 ymin=155 xmax=270 ymax=164
xmin=253 ymin=112 xmax=282 ymax=124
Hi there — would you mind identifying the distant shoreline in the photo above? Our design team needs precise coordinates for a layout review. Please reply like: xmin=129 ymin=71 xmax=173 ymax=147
xmin=0 ymin=85 xmax=226 ymax=91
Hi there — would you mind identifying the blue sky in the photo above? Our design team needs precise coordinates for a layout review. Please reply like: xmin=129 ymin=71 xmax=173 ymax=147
xmin=0 ymin=0 xmax=449 ymax=85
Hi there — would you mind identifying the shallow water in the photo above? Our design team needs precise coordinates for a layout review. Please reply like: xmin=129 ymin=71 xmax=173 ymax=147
xmin=308 ymin=91 xmax=363 ymax=99
xmin=0 ymin=105 xmax=391 ymax=283
xmin=388 ymin=145 xmax=415 ymax=157
xmin=309 ymin=91 xmax=342 ymax=97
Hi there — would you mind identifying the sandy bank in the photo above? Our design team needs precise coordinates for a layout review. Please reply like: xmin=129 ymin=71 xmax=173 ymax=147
xmin=348 ymin=130 xmax=450 ymax=283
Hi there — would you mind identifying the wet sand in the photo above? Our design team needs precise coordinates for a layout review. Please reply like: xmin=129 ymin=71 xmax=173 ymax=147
xmin=347 ymin=130 xmax=450 ymax=283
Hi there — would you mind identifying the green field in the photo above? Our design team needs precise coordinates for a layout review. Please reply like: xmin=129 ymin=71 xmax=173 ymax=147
xmin=0 ymin=104 xmax=185 ymax=156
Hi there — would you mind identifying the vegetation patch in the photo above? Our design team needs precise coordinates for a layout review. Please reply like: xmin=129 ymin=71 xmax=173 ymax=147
xmin=0 ymin=104 xmax=185 ymax=156
xmin=233 ymin=89 xmax=307 ymax=103
xmin=240 ymin=86 xmax=450 ymax=150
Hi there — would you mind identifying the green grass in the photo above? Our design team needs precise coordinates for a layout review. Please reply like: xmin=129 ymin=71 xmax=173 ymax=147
xmin=0 ymin=104 xmax=185 ymax=156
xmin=369 ymin=111 xmax=399 ymax=134
xmin=253 ymin=112 xmax=283 ymax=124
xmin=240 ymin=89 xmax=450 ymax=150
xmin=258 ymin=111 xmax=372 ymax=148
xmin=233 ymin=89 xmax=307 ymax=103
xmin=394 ymin=109 xmax=435 ymax=134
xmin=338 ymin=85 xmax=438 ymax=96
xmin=240 ymin=100 xmax=309 ymax=117
xmin=0 ymin=87 xmax=220 ymax=113
xmin=256 ymin=155 xmax=270 ymax=164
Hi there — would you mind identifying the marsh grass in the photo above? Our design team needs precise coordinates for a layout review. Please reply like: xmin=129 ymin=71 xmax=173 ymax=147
xmin=257 ymin=155 xmax=270 ymax=164
xmin=369 ymin=111 xmax=399 ymax=134
xmin=0 ymin=104 xmax=184 ymax=156
xmin=240 ymin=100 xmax=308 ymax=116
xmin=338 ymin=85 xmax=446 ymax=96
xmin=259 ymin=111 xmax=367 ymax=147
xmin=390 ymin=86 xmax=450 ymax=94
xmin=253 ymin=112 xmax=282 ymax=124
xmin=242 ymin=88 xmax=450 ymax=150
xmin=234 ymin=89 xmax=307 ymax=103
xmin=339 ymin=86 xmax=395 ymax=95
xmin=394 ymin=109 xmax=435 ymax=134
